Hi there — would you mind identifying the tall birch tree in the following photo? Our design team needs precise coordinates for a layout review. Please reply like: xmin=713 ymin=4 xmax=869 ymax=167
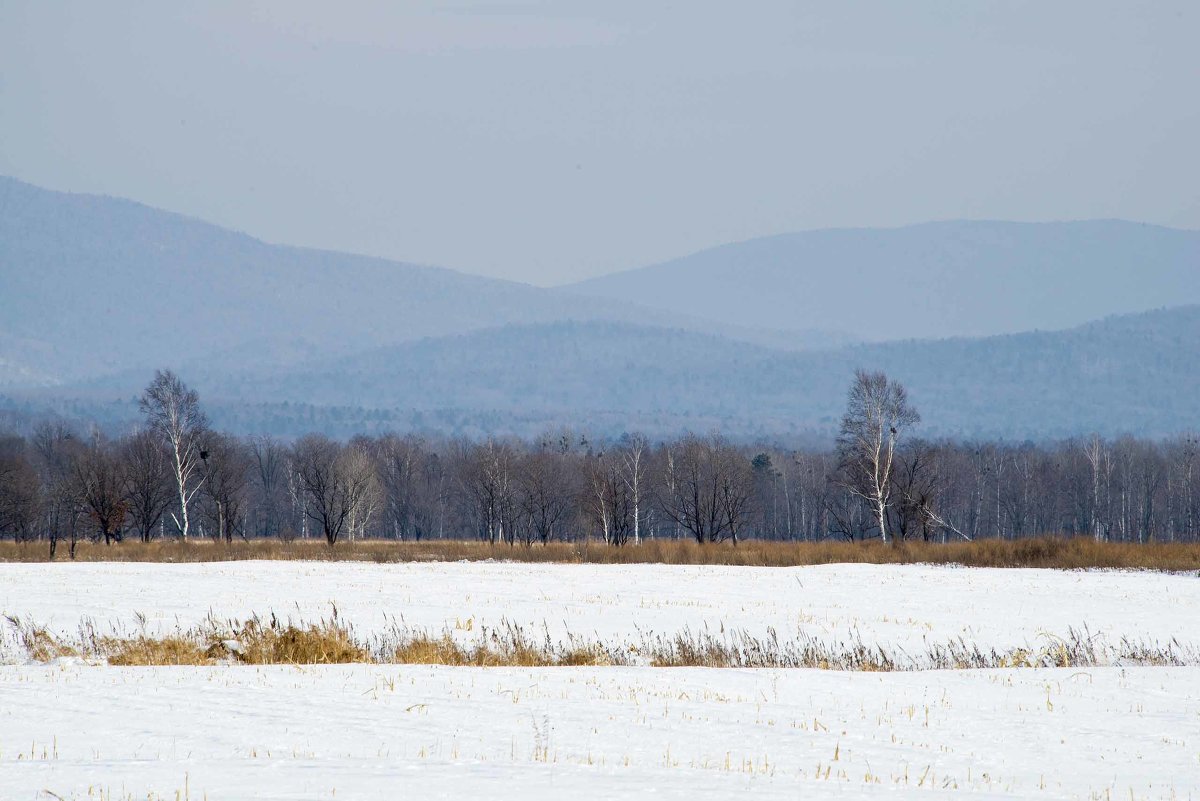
xmin=139 ymin=370 xmax=208 ymax=541
xmin=835 ymin=369 xmax=920 ymax=544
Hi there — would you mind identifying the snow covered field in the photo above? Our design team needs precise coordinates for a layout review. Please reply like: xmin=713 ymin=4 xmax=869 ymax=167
xmin=1 ymin=560 xmax=1197 ymax=654
xmin=2 ymin=561 xmax=1198 ymax=799
xmin=3 ymin=663 xmax=1198 ymax=800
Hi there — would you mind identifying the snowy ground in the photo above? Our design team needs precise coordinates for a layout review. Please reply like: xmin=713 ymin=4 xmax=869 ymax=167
xmin=1 ymin=561 xmax=1198 ymax=799
xmin=1 ymin=560 xmax=1197 ymax=655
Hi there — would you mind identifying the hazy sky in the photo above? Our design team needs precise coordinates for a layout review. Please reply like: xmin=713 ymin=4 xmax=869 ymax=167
xmin=2 ymin=1 xmax=1196 ymax=285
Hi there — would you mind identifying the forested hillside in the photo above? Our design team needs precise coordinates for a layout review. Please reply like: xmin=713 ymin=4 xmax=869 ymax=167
xmin=3 ymin=177 xmax=1197 ymax=441
xmin=14 ymin=305 xmax=1195 ymax=441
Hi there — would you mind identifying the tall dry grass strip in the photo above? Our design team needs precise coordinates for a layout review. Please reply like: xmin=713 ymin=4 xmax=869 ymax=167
xmin=5 ymin=615 xmax=1197 ymax=671
xmin=2 ymin=537 xmax=1200 ymax=571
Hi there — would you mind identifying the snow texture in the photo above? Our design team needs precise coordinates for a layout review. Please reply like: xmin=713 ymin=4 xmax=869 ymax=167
xmin=1 ymin=561 xmax=1198 ymax=799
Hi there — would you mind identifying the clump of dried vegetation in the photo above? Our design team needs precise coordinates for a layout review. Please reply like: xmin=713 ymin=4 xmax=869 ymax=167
xmin=391 ymin=625 xmax=614 ymax=667
xmin=4 ymin=615 xmax=80 ymax=662
xmin=643 ymin=626 xmax=1198 ymax=670
xmin=4 ymin=612 xmax=370 ymax=667
xmin=2 ymin=536 xmax=1199 ymax=571
xmin=5 ymin=615 xmax=1195 ymax=670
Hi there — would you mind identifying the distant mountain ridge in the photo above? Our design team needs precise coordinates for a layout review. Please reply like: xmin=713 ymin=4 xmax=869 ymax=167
xmin=0 ymin=175 xmax=627 ymax=383
xmin=3 ymin=176 xmax=1198 ymax=441
xmin=33 ymin=305 xmax=1200 ymax=442
xmin=0 ymin=176 xmax=849 ymax=387
xmin=563 ymin=220 xmax=1200 ymax=341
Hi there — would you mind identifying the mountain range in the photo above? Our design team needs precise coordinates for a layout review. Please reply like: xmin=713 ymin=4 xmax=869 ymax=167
xmin=0 ymin=176 xmax=838 ymax=385
xmin=567 ymin=219 xmax=1200 ymax=341
xmin=2 ymin=176 xmax=1197 ymax=441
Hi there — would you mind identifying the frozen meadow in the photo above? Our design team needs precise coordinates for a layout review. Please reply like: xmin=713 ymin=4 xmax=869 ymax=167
xmin=1 ymin=560 xmax=1198 ymax=799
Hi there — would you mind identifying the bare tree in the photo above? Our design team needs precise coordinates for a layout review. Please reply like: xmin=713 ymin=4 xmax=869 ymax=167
xmin=374 ymin=434 xmax=445 ymax=541
xmin=71 ymin=434 xmax=128 ymax=546
xmin=1170 ymin=434 xmax=1199 ymax=542
xmin=31 ymin=422 xmax=83 ymax=558
xmin=292 ymin=434 xmax=377 ymax=546
xmin=890 ymin=439 xmax=947 ymax=542
xmin=824 ymin=483 xmax=868 ymax=542
xmin=199 ymin=432 xmax=252 ymax=542
xmin=139 ymin=370 xmax=208 ymax=540
xmin=0 ymin=435 xmax=41 ymax=545
xmin=518 ymin=448 xmax=575 ymax=545
xmin=458 ymin=439 xmax=517 ymax=544
xmin=659 ymin=435 xmax=753 ymax=544
xmin=121 ymin=430 xmax=173 ymax=542
xmin=248 ymin=436 xmax=287 ymax=538
xmin=835 ymin=370 xmax=920 ymax=544
xmin=586 ymin=450 xmax=634 ymax=546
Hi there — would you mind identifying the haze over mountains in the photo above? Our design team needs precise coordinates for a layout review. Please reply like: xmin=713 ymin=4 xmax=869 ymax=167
xmin=567 ymin=220 xmax=1200 ymax=340
xmin=34 ymin=307 xmax=1196 ymax=442
xmin=0 ymin=176 xmax=843 ymax=385
xmin=2 ymin=176 xmax=1197 ymax=441
xmin=0 ymin=176 xmax=632 ymax=383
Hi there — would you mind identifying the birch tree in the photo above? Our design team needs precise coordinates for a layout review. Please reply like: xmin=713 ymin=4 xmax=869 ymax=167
xmin=1083 ymin=434 xmax=1112 ymax=542
xmin=139 ymin=370 xmax=208 ymax=541
xmin=586 ymin=451 xmax=634 ymax=546
xmin=618 ymin=433 xmax=649 ymax=544
xmin=835 ymin=369 xmax=920 ymax=545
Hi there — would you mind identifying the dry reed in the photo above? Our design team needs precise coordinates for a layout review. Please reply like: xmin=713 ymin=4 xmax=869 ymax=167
xmin=2 ymin=536 xmax=1199 ymax=571
xmin=6 ymin=615 xmax=1195 ymax=670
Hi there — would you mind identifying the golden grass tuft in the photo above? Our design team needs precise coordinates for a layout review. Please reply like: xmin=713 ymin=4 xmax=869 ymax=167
xmin=233 ymin=620 xmax=369 ymax=665
xmin=1 ymin=614 xmax=369 ymax=666
xmin=6 ymin=615 xmax=1196 ymax=670
xmin=104 ymin=635 xmax=211 ymax=666
xmin=2 ymin=535 xmax=1200 ymax=571
xmin=390 ymin=632 xmax=614 ymax=667
xmin=392 ymin=634 xmax=471 ymax=666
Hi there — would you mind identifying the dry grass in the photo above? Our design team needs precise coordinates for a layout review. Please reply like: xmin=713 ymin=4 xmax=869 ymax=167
xmin=6 ymin=615 xmax=1195 ymax=670
xmin=104 ymin=634 xmax=210 ymax=666
xmin=4 ymin=613 xmax=369 ymax=666
xmin=229 ymin=617 xmax=370 ymax=665
xmin=643 ymin=626 xmax=1198 ymax=670
xmin=4 ymin=615 xmax=79 ymax=662
xmin=390 ymin=622 xmax=615 ymax=667
xmin=1 ymin=536 xmax=1199 ymax=571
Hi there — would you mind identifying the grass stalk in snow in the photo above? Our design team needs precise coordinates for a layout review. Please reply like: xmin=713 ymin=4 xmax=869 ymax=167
xmin=5 ymin=615 xmax=1196 ymax=670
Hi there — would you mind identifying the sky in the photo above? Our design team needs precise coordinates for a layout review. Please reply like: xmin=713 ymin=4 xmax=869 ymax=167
xmin=1 ymin=1 xmax=1197 ymax=286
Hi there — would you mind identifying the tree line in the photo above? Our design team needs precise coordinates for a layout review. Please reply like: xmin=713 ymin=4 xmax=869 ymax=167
xmin=1 ymin=370 xmax=1197 ymax=556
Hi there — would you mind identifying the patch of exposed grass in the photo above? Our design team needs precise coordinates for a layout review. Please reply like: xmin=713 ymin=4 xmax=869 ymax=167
xmin=229 ymin=617 xmax=369 ymax=665
xmin=391 ymin=626 xmax=615 ymax=667
xmin=103 ymin=634 xmax=211 ymax=666
xmin=2 ymin=536 xmax=1200 ymax=571
xmin=4 ymin=615 xmax=79 ymax=662
xmin=7 ymin=616 xmax=1196 ymax=670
